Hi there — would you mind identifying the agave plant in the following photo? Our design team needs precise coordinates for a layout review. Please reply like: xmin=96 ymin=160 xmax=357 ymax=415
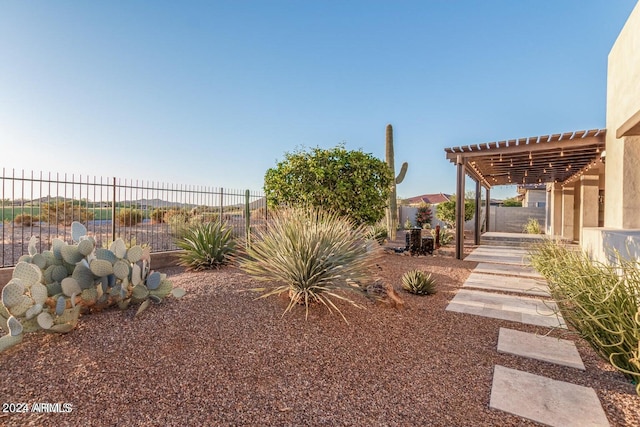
xmin=176 ymin=221 xmax=236 ymax=270
xmin=239 ymin=207 xmax=381 ymax=321
xmin=401 ymin=270 xmax=436 ymax=295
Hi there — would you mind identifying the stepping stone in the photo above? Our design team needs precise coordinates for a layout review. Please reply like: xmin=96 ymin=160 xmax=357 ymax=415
xmin=464 ymin=248 xmax=530 ymax=265
xmin=474 ymin=262 xmax=543 ymax=279
xmin=463 ymin=272 xmax=550 ymax=296
xmin=497 ymin=328 xmax=585 ymax=370
xmin=446 ymin=289 xmax=566 ymax=329
xmin=490 ymin=365 xmax=609 ymax=426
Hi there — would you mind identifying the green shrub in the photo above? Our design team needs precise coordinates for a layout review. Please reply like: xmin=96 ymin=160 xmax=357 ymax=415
xmin=529 ymin=240 xmax=640 ymax=394
xmin=239 ymin=207 xmax=380 ymax=321
xmin=523 ymin=218 xmax=542 ymax=234
xmin=164 ymin=209 xmax=191 ymax=237
xmin=401 ymin=270 xmax=436 ymax=295
xmin=14 ymin=214 xmax=35 ymax=227
xmin=176 ymin=221 xmax=235 ymax=271
xmin=117 ymin=208 xmax=143 ymax=226
xmin=41 ymin=201 xmax=94 ymax=225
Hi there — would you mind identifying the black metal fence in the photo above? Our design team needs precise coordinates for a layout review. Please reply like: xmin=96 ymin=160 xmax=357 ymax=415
xmin=1 ymin=168 xmax=266 ymax=268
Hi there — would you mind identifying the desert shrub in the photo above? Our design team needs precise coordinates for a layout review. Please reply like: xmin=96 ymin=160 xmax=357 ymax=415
xmin=14 ymin=214 xmax=35 ymax=227
xmin=164 ymin=209 xmax=191 ymax=237
xmin=176 ymin=221 xmax=235 ymax=271
xmin=190 ymin=212 xmax=219 ymax=225
xmin=403 ymin=218 xmax=412 ymax=229
xmin=239 ymin=207 xmax=380 ymax=321
xmin=41 ymin=201 xmax=94 ymax=225
xmin=415 ymin=202 xmax=432 ymax=228
xmin=150 ymin=208 xmax=167 ymax=223
xmin=523 ymin=218 xmax=542 ymax=234
xmin=366 ymin=221 xmax=388 ymax=245
xmin=432 ymin=228 xmax=454 ymax=246
xmin=117 ymin=208 xmax=143 ymax=226
xmin=529 ymin=240 xmax=640 ymax=394
xmin=401 ymin=270 xmax=436 ymax=295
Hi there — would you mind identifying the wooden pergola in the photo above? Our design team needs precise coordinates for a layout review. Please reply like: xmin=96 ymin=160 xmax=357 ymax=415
xmin=444 ymin=128 xmax=606 ymax=259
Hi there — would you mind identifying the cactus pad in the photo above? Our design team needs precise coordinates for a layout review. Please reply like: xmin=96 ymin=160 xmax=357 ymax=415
xmin=78 ymin=239 xmax=95 ymax=256
xmin=30 ymin=283 xmax=48 ymax=305
xmin=146 ymin=271 xmax=161 ymax=290
xmin=72 ymin=264 xmax=95 ymax=289
xmin=61 ymin=277 xmax=82 ymax=297
xmin=2 ymin=280 xmax=26 ymax=307
xmin=113 ymin=260 xmax=130 ymax=280
xmin=46 ymin=282 xmax=63 ymax=296
xmin=42 ymin=250 xmax=58 ymax=267
xmin=20 ymin=317 xmax=41 ymax=333
xmin=32 ymin=253 xmax=47 ymax=269
xmin=80 ymin=288 xmax=98 ymax=304
xmin=131 ymin=264 xmax=142 ymax=286
xmin=71 ymin=221 xmax=87 ymax=243
xmin=131 ymin=284 xmax=149 ymax=300
xmin=37 ymin=312 xmax=54 ymax=329
xmin=52 ymin=238 xmax=65 ymax=260
xmin=96 ymin=248 xmax=117 ymax=264
xmin=49 ymin=323 xmax=74 ymax=333
xmin=28 ymin=236 xmax=38 ymax=256
xmin=110 ymin=239 xmax=127 ymax=259
xmin=13 ymin=262 xmax=42 ymax=287
xmin=61 ymin=244 xmax=84 ymax=264
xmin=149 ymin=294 xmax=162 ymax=304
xmin=0 ymin=333 xmax=23 ymax=353
xmin=90 ymin=259 xmax=114 ymax=277
xmin=18 ymin=255 xmax=32 ymax=263
xmin=126 ymin=246 xmax=143 ymax=263
xmin=55 ymin=296 xmax=66 ymax=316
xmin=24 ymin=303 xmax=43 ymax=320
xmin=55 ymin=306 xmax=80 ymax=325
xmin=7 ymin=316 xmax=23 ymax=336
xmin=150 ymin=279 xmax=172 ymax=299
xmin=171 ymin=288 xmax=186 ymax=298
xmin=142 ymin=246 xmax=151 ymax=261
xmin=50 ymin=264 xmax=66 ymax=283
xmin=7 ymin=295 xmax=33 ymax=317
xmin=135 ymin=299 xmax=151 ymax=317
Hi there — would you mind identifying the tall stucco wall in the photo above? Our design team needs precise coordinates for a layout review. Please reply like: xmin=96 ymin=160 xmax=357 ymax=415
xmin=605 ymin=1 xmax=640 ymax=228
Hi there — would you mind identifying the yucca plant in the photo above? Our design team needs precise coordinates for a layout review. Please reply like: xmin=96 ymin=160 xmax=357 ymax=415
xmin=529 ymin=239 xmax=640 ymax=394
xmin=401 ymin=269 xmax=437 ymax=295
xmin=239 ymin=207 xmax=381 ymax=321
xmin=176 ymin=221 xmax=235 ymax=271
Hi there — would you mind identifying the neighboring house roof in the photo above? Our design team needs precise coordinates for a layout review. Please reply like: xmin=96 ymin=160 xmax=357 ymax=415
xmin=403 ymin=193 xmax=452 ymax=205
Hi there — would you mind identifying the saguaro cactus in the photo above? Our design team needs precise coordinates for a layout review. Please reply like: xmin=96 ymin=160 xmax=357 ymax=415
xmin=385 ymin=124 xmax=408 ymax=240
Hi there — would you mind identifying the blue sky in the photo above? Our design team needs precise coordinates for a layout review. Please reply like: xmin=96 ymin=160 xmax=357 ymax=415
xmin=1 ymin=1 xmax=637 ymax=200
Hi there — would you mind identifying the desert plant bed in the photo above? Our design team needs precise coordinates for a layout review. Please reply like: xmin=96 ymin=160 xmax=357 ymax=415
xmin=0 ymin=249 xmax=638 ymax=426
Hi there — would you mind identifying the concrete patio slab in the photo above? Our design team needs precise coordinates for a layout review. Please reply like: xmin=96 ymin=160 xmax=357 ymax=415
xmin=474 ymin=262 xmax=543 ymax=279
xmin=463 ymin=272 xmax=550 ymax=296
xmin=497 ymin=328 xmax=585 ymax=370
xmin=446 ymin=289 xmax=566 ymax=329
xmin=490 ymin=365 xmax=609 ymax=426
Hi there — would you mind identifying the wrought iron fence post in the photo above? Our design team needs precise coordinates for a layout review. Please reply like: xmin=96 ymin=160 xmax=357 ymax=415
xmin=245 ymin=189 xmax=250 ymax=248
xmin=111 ymin=177 xmax=116 ymax=239
xmin=219 ymin=187 xmax=224 ymax=222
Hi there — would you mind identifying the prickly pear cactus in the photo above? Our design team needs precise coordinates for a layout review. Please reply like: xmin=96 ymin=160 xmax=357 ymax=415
xmin=385 ymin=124 xmax=408 ymax=240
xmin=0 ymin=221 xmax=185 ymax=353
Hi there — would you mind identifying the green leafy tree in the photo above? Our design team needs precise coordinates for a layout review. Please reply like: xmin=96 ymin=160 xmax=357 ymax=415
xmin=436 ymin=197 xmax=475 ymax=227
xmin=264 ymin=145 xmax=393 ymax=225
xmin=503 ymin=197 xmax=522 ymax=207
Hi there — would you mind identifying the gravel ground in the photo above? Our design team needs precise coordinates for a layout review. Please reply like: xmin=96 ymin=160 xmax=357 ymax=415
xmin=0 ymin=241 xmax=639 ymax=426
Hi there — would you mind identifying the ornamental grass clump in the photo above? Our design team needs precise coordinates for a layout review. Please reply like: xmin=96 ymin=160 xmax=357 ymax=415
xmin=529 ymin=239 xmax=640 ymax=394
xmin=401 ymin=269 xmax=437 ymax=295
xmin=176 ymin=221 xmax=236 ymax=271
xmin=239 ymin=207 xmax=381 ymax=321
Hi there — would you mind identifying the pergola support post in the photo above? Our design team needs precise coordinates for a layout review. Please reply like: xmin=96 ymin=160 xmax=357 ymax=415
xmin=474 ymin=180 xmax=481 ymax=245
xmin=485 ymin=187 xmax=491 ymax=232
xmin=455 ymin=155 xmax=465 ymax=260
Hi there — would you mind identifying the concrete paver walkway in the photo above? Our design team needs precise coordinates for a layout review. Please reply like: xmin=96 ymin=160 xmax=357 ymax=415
xmin=444 ymin=240 xmax=609 ymax=426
